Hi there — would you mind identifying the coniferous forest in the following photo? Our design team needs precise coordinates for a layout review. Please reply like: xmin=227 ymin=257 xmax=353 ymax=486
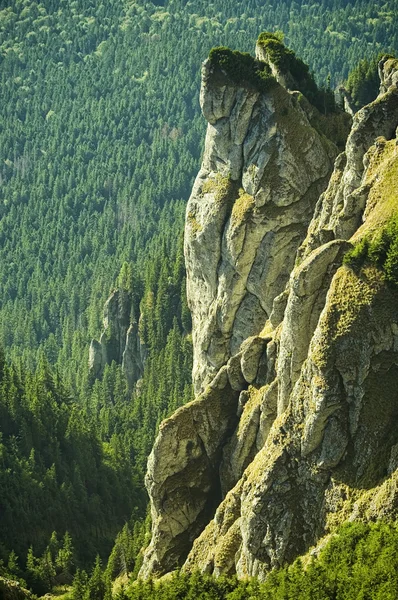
xmin=1 ymin=0 xmax=398 ymax=598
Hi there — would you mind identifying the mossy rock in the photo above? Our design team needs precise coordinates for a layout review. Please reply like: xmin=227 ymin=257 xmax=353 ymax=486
xmin=231 ymin=189 xmax=255 ymax=227
xmin=201 ymin=173 xmax=235 ymax=205
xmin=187 ymin=210 xmax=203 ymax=235
xmin=257 ymin=32 xmax=338 ymax=115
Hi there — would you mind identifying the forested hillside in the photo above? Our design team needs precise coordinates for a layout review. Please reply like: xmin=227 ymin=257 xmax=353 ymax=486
xmin=0 ymin=351 xmax=144 ymax=568
xmin=121 ymin=522 xmax=398 ymax=600
xmin=1 ymin=0 xmax=398 ymax=596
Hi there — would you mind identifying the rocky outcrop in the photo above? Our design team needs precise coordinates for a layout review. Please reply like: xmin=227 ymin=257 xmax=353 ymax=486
xmin=276 ymin=239 xmax=350 ymax=413
xmin=140 ymin=44 xmax=398 ymax=581
xmin=89 ymin=289 xmax=146 ymax=388
xmin=186 ymin=264 xmax=398 ymax=579
xmin=337 ymin=86 xmax=356 ymax=116
xmin=0 ymin=578 xmax=33 ymax=600
xmin=186 ymin=46 xmax=341 ymax=395
xmin=139 ymin=370 xmax=240 ymax=578
xmin=300 ymin=56 xmax=398 ymax=259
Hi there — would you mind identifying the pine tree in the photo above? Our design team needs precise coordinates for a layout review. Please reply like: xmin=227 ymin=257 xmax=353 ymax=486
xmin=85 ymin=555 xmax=105 ymax=600
xmin=72 ymin=569 xmax=88 ymax=600
xmin=56 ymin=531 xmax=75 ymax=585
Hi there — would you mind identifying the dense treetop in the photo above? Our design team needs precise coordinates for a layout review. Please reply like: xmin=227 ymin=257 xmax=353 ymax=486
xmin=115 ymin=521 xmax=398 ymax=600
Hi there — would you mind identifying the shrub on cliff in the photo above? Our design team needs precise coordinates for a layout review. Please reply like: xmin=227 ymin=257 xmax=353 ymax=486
xmin=208 ymin=46 xmax=275 ymax=92
xmin=257 ymin=32 xmax=337 ymax=113
xmin=344 ymin=214 xmax=398 ymax=286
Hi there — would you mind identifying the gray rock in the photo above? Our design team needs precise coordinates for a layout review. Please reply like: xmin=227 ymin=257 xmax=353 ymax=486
xmin=88 ymin=289 xmax=146 ymax=388
xmin=277 ymin=239 xmax=350 ymax=413
xmin=227 ymin=352 xmax=246 ymax=392
xmin=88 ymin=338 xmax=104 ymax=378
xmin=122 ymin=322 xmax=146 ymax=389
xmin=186 ymin=49 xmax=338 ymax=394
xmin=139 ymin=376 xmax=240 ymax=578
xmin=241 ymin=336 xmax=268 ymax=384
xmin=300 ymin=57 xmax=398 ymax=259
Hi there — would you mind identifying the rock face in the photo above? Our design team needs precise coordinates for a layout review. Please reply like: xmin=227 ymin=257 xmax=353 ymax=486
xmin=88 ymin=289 xmax=146 ymax=388
xmin=186 ymin=51 xmax=340 ymax=395
xmin=140 ymin=44 xmax=398 ymax=581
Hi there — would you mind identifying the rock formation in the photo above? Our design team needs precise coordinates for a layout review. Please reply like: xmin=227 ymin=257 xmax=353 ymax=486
xmin=89 ymin=288 xmax=146 ymax=389
xmin=0 ymin=577 xmax=33 ymax=600
xmin=140 ymin=38 xmax=398 ymax=581
xmin=186 ymin=42 xmax=345 ymax=395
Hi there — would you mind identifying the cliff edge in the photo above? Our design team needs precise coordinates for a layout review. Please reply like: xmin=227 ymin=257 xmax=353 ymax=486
xmin=139 ymin=37 xmax=398 ymax=580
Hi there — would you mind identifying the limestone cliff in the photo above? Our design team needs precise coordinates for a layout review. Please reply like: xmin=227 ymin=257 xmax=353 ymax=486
xmin=186 ymin=42 xmax=345 ymax=395
xmin=140 ymin=39 xmax=398 ymax=581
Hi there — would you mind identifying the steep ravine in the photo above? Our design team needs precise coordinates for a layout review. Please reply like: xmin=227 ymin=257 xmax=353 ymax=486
xmin=139 ymin=41 xmax=398 ymax=580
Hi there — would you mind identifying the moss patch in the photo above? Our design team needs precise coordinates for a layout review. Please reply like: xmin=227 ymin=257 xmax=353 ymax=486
xmin=235 ymin=385 xmax=263 ymax=434
xmin=357 ymin=138 xmax=398 ymax=234
xmin=231 ymin=188 xmax=255 ymax=227
xmin=323 ymin=482 xmax=362 ymax=534
xmin=201 ymin=173 xmax=235 ymax=205
xmin=187 ymin=210 xmax=203 ymax=235
xmin=213 ymin=519 xmax=241 ymax=574
xmin=312 ymin=267 xmax=380 ymax=368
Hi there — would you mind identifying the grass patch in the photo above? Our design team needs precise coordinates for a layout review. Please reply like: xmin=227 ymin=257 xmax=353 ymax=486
xmin=357 ymin=138 xmax=398 ymax=232
xmin=344 ymin=139 xmax=398 ymax=284
xmin=231 ymin=189 xmax=255 ymax=227
xmin=311 ymin=267 xmax=379 ymax=369
xmin=187 ymin=211 xmax=202 ymax=235
xmin=344 ymin=212 xmax=398 ymax=287
xmin=201 ymin=173 xmax=234 ymax=204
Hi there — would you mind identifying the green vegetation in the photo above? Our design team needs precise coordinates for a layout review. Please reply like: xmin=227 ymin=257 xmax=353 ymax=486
xmin=0 ymin=232 xmax=192 ymax=591
xmin=0 ymin=0 xmax=398 ymax=598
xmin=345 ymin=53 xmax=394 ymax=111
xmin=0 ymin=353 xmax=145 ymax=584
xmin=0 ymin=0 xmax=397 ymax=382
xmin=107 ymin=521 xmax=398 ymax=600
xmin=257 ymin=32 xmax=337 ymax=113
xmin=201 ymin=174 xmax=235 ymax=205
xmin=208 ymin=47 xmax=275 ymax=92
xmin=257 ymin=31 xmax=309 ymax=78
xmin=231 ymin=189 xmax=255 ymax=227
xmin=344 ymin=214 xmax=398 ymax=285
